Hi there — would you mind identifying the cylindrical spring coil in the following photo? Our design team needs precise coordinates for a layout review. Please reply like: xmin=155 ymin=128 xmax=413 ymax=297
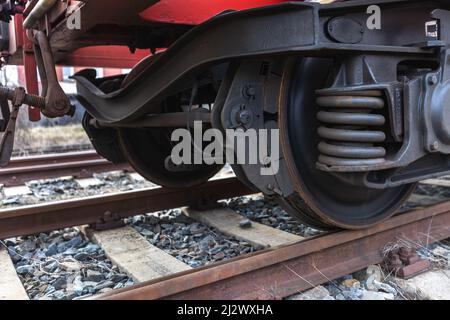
xmin=316 ymin=91 xmax=387 ymax=167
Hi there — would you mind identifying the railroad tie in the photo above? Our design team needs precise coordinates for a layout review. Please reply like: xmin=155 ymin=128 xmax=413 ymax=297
xmin=0 ymin=246 xmax=29 ymax=300
xmin=183 ymin=207 xmax=303 ymax=248
xmin=83 ymin=226 xmax=191 ymax=283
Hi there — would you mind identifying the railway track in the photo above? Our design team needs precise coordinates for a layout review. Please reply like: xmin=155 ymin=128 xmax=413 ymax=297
xmin=0 ymin=176 xmax=251 ymax=239
xmin=0 ymin=178 xmax=450 ymax=299
xmin=1 ymin=166 xmax=450 ymax=299
xmin=99 ymin=200 xmax=450 ymax=300
xmin=0 ymin=150 xmax=131 ymax=187
xmin=11 ymin=144 xmax=94 ymax=157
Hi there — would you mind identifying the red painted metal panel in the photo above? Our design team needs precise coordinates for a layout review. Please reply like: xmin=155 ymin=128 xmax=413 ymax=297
xmin=15 ymin=14 xmax=41 ymax=121
xmin=62 ymin=46 xmax=151 ymax=68
xmin=11 ymin=0 xmax=300 ymax=123
xmin=23 ymin=49 xmax=41 ymax=122
xmin=140 ymin=0 xmax=290 ymax=25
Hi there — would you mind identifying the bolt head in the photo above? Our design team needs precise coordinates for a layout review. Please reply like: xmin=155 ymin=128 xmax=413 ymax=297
xmin=243 ymin=85 xmax=256 ymax=99
xmin=428 ymin=75 xmax=438 ymax=85
xmin=237 ymin=110 xmax=251 ymax=125
xmin=262 ymin=156 xmax=271 ymax=166
xmin=430 ymin=141 xmax=439 ymax=151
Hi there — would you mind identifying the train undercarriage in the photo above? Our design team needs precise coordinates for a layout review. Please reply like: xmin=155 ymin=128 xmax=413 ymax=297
xmin=1 ymin=0 xmax=450 ymax=229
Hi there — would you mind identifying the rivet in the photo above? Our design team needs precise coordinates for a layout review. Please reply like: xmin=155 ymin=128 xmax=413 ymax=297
xmin=430 ymin=141 xmax=439 ymax=151
xmin=428 ymin=75 xmax=438 ymax=85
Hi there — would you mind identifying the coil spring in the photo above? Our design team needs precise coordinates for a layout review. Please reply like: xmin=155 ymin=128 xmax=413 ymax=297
xmin=316 ymin=91 xmax=387 ymax=167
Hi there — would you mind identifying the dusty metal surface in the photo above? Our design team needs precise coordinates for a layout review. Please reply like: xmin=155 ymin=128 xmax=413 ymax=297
xmin=97 ymin=200 xmax=450 ymax=300
xmin=46 ymin=0 xmax=160 ymax=56
xmin=0 ymin=177 xmax=253 ymax=239
xmin=0 ymin=150 xmax=130 ymax=187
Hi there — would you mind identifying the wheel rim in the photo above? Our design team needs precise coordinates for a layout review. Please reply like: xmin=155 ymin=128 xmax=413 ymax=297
xmin=278 ymin=58 xmax=416 ymax=229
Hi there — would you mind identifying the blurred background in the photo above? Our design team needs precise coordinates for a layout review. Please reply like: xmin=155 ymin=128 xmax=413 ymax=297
xmin=1 ymin=65 xmax=130 ymax=156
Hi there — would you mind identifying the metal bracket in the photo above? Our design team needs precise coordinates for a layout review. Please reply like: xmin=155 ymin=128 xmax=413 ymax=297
xmin=90 ymin=211 xmax=125 ymax=231
xmin=0 ymin=104 xmax=19 ymax=167
xmin=0 ymin=85 xmax=48 ymax=167
xmin=384 ymin=246 xmax=430 ymax=279
xmin=423 ymin=49 xmax=450 ymax=154
xmin=0 ymin=87 xmax=32 ymax=167
xmin=0 ymin=97 xmax=10 ymax=131
xmin=0 ymin=32 xmax=74 ymax=166
xmin=34 ymin=31 xmax=71 ymax=118
xmin=431 ymin=9 xmax=450 ymax=46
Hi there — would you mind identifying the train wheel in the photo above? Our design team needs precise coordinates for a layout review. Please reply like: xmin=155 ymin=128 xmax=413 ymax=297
xmin=118 ymin=54 xmax=224 ymax=189
xmin=118 ymin=97 xmax=223 ymax=189
xmin=277 ymin=58 xmax=416 ymax=229
xmin=118 ymin=128 xmax=223 ymax=189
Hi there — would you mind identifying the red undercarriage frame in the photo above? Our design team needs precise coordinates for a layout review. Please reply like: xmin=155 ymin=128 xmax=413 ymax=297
xmin=9 ymin=0 xmax=291 ymax=121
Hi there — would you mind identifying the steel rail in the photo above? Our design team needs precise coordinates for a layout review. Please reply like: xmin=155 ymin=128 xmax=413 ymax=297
xmin=12 ymin=144 xmax=93 ymax=157
xmin=0 ymin=177 xmax=253 ymax=239
xmin=0 ymin=150 xmax=131 ymax=187
xmin=97 ymin=200 xmax=450 ymax=300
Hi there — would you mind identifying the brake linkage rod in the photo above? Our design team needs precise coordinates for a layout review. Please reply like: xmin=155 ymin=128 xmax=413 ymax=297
xmin=0 ymin=86 xmax=46 ymax=167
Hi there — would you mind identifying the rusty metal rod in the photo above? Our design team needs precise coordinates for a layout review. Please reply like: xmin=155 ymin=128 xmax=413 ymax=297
xmin=0 ymin=86 xmax=45 ymax=108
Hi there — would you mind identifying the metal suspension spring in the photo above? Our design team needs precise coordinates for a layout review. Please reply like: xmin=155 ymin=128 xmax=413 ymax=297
xmin=316 ymin=91 xmax=387 ymax=167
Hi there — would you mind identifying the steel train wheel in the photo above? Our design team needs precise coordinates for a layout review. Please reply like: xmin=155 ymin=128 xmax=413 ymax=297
xmin=118 ymin=128 xmax=222 ymax=189
xmin=117 ymin=54 xmax=223 ymax=189
xmin=277 ymin=58 xmax=416 ymax=230
xmin=118 ymin=96 xmax=223 ymax=189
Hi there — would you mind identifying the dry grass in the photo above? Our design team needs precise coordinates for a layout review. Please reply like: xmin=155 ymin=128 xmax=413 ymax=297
xmin=381 ymin=235 xmax=450 ymax=300
xmin=382 ymin=235 xmax=449 ymax=270
xmin=13 ymin=124 xmax=91 ymax=152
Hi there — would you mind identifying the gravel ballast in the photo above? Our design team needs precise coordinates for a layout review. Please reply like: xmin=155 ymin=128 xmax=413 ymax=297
xmin=2 ymin=228 xmax=133 ymax=300
xmin=2 ymin=170 xmax=450 ymax=300
xmin=129 ymin=209 xmax=262 ymax=268
xmin=227 ymin=195 xmax=321 ymax=237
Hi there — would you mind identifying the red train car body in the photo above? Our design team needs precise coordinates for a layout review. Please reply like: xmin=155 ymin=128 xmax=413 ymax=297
xmin=2 ymin=0 xmax=450 ymax=230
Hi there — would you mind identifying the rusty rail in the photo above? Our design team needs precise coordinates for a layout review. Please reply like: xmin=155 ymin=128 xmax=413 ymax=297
xmin=0 ymin=150 xmax=131 ymax=187
xmin=12 ymin=144 xmax=93 ymax=157
xmin=0 ymin=177 xmax=253 ymax=239
xmin=97 ymin=200 xmax=450 ymax=300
